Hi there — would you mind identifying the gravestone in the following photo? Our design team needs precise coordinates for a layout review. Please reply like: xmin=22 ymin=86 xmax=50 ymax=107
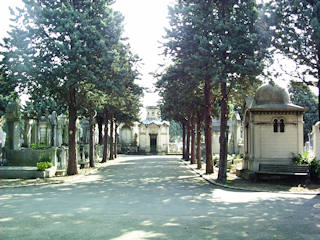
xmin=5 ymin=102 xmax=21 ymax=150
xmin=39 ymin=116 xmax=50 ymax=145
xmin=57 ymin=115 xmax=64 ymax=147
xmin=313 ymin=122 xmax=320 ymax=161
xmin=49 ymin=111 xmax=57 ymax=146
xmin=23 ymin=117 xmax=34 ymax=148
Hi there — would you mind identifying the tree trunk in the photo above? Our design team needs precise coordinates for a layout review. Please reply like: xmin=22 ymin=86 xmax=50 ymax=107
xmin=186 ymin=118 xmax=190 ymax=161
xmin=182 ymin=121 xmax=186 ymax=159
xmin=101 ymin=110 xmax=108 ymax=163
xmin=109 ymin=114 xmax=114 ymax=160
xmin=204 ymin=78 xmax=213 ymax=174
xmin=218 ymin=81 xmax=228 ymax=182
xmin=190 ymin=115 xmax=196 ymax=164
xmin=89 ymin=115 xmax=95 ymax=168
xmin=67 ymin=88 xmax=78 ymax=175
xmin=196 ymin=113 xmax=202 ymax=169
xmin=97 ymin=115 xmax=103 ymax=145
xmin=114 ymin=123 xmax=118 ymax=159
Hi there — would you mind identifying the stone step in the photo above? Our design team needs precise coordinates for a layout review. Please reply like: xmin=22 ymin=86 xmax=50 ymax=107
xmin=55 ymin=170 xmax=66 ymax=176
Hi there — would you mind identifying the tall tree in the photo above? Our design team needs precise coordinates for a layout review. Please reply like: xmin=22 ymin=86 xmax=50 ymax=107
xmin=0 ymin=68 xmax=18 ymax=118
xmin=271 ymin=0 xmax=320 ymax=121
xmin=2 ymin=0 xmax=123 ymax=175
xmin=164 ymin=0 xmax=271 ymax=181
xmin=289 ymin=81 xmax=318 ymax=141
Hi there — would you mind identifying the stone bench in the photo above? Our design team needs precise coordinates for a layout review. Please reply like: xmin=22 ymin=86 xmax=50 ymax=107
xmin=258 ymin=164 xmax=309 ymax=176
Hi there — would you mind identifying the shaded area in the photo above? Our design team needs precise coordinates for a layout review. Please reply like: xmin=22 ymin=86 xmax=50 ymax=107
xmin=0 ymin=156 xmax=319 ymax=240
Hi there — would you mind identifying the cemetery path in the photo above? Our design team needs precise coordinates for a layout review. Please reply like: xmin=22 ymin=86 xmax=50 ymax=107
xmin=0 ymin=155 xmax=319 ymax=240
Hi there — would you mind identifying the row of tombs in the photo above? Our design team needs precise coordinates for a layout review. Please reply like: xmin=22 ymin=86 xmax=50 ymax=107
xmin=0 ymin=105 xmax=171 ymax=176
xmin=0 ymin=83 xmax=319 ymax=177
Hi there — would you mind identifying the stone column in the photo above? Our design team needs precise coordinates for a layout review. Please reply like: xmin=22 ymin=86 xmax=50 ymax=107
xmin=61 ymin=115 xmax=69 ymax=145
xmin=57 ymin=115 xmax=64 ymax=147
xmin=313 ymin=122 xmax=320 ymax=161
xmin=39 ymin=116 xmax=49 ymax=145
xmin=5 ymin=102 xmax=21 ymax=150
xmin=23 ymin=118 xmax=33 ymax=148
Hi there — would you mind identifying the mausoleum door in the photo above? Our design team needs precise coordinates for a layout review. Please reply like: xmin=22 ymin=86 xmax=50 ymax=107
xmin=150 ymin=134 xmax=157 ymax=153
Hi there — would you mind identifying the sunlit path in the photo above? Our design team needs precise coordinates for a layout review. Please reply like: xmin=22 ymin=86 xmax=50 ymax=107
xmin=0 ymin=155 xmax=319 ymax=240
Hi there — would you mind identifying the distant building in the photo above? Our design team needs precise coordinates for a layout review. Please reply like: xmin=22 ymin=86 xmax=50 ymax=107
xmin=118 ymin=106 xmax=170 ymax=154
xmin=138 ymin=106 xmax=170 ymax=153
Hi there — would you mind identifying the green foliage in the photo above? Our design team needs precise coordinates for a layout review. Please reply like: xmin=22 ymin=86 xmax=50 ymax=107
xmin=310 ymin=158 xmax=319 ymax=179
xmin=289 ymin=81 xmax=318 ymax=141
xmin=169 ymin=121 xmax=182 ymax=142
xmin=271 ymin=0 xmax=320 ymax=85
xmin=37 ymin=161 xmax=53 ymax=171
xmin=2 ymin=0 xmax=141 ymax=175
xmin=292 ymin=153 xmax=319 ymax=180
xmin=30 ymin=144 xmax=50 ymax=150
xmin=0 ymin=68 xmax=18 ymax=117
xmin=292 ymin=151 xmax=310 ymax=165
xmin=270 ymin=0 xmax=320 ymax=120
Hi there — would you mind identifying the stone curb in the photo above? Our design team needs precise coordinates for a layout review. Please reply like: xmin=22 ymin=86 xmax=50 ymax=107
xmin=179 ymin=159 xmax=320 ymax=196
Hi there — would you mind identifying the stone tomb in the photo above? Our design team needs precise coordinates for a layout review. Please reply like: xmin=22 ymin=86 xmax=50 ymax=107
xmin=138 ymin=106 xmax=169 ymax=154
xmin=243 ymin=83 xmax=305 ymax=172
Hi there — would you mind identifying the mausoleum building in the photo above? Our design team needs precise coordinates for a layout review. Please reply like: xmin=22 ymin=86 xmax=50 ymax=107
xmin=243 ymin=83 xmax=305 ymax=172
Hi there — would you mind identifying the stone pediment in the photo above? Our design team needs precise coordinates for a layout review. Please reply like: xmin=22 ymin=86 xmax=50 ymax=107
xmin=147 ymin=123 xmax=160 ymax=134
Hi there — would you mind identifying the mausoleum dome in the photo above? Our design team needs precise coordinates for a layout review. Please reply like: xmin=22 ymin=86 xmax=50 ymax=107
xmin=254 ymin=83 xmax=289 ymax=105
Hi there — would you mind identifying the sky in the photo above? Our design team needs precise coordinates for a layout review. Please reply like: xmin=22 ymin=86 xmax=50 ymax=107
xmin=0 ymin=0 xmax=318 ymax=107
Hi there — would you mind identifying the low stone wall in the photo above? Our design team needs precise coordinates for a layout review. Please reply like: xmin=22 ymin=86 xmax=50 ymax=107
xmin=0 ymin=166 xmax=56 ymax=179
xmin=4 ymin=148 xmax=58 ymax=167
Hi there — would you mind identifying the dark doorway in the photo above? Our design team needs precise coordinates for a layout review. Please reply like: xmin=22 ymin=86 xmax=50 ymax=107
xmin=150 ymin=134 xmax=157 ymax=153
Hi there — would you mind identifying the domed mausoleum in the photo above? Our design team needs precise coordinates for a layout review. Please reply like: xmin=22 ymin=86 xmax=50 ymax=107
xmin=243 ymin=83 xmax=305 ymax=172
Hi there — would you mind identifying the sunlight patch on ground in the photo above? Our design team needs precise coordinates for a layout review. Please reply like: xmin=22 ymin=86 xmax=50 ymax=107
xmin=140 ymin=220 xmax=153 ymax=226
xmin=209 ymin=189 xmax=315 ymax=204
xmin=0 ymin=217 xmax=13 ymax=222
xmin=110 ymin=230 xmax=164 ymax=240
xmin=163 ymin=222 xmax=180 ymax=226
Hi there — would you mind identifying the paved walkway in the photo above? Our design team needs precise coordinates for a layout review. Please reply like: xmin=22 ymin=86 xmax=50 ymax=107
xmin=0 ymin=155 xmax=319 ymax=240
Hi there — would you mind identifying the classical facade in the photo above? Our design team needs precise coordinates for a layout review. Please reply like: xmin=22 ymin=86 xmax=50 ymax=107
xmin=138 ymin=106 xmax=169 ymax=153
xmin=243 ymin=83 xmax=305 ymax=172
xmin=118 ymin=106 xmax=170 ymax=154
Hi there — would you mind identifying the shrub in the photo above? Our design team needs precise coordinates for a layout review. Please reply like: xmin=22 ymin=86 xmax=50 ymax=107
xmin=310 ymin=158 xmax=319 ymax=180
xmin=39 ymin=154 xmax=52 ymax=163
xmin=30 ymin=143 xmax=50 ymax=150
xmin=37 ymin=161 xmax=53 ymax=171
xmin=292 ymin=151 xmax=309 ymax=165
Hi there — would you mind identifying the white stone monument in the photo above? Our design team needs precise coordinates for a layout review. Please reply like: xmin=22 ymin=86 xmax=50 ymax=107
xmin=312 ymin=122 xmax=320 ymax=161
xmin=138 ymin=106 xmax=170 ymax=153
